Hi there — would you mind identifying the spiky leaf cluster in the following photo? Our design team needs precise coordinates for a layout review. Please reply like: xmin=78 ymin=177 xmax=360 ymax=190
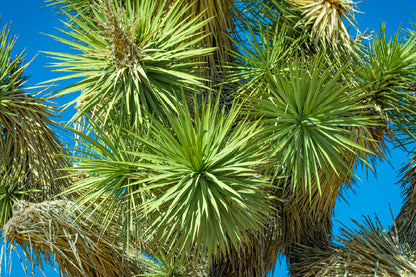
xmin=250 ymin=56 xmax=378 ymax=192
xmin=290 ymin=0 xmax=359 ymax=47
xmin=64 ymin=93 xmax=272 ymax=260
xmin=132 ymin=95 xmax=271 ymax=258
xmin=0 ymin=22 xmax=70 ymax=201
xmin=47 ymin=0 xmax=214 ymax=128
xmin=358 ymin=25 xmax=416 ymax=144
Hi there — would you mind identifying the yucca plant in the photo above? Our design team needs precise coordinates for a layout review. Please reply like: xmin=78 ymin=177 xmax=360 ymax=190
xmin=248 ymin=54 xmax=377 ymax=193
xmin=0 ymin=22 xmax=71 ymax=201
xmin=63 ymin=93 xmax=272 ymax=262
xmin=240 ymin=51 xmax=381 ymax=276
xmin=46 ymin=0 xmax=214 ymax=128
xmin=289 ymin=0 xmax=360 ymax=48
xmin=2 ymin=0 xmax=416 ymax=276
xmin=357 ymin=25 xmax=416 ymax=145
xmin=131 ymin=94 xmax=271 ymax=259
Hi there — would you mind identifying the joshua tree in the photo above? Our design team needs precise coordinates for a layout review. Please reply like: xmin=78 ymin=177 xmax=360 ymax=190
xmin=1 ymin=0 xmax=416 ymax=276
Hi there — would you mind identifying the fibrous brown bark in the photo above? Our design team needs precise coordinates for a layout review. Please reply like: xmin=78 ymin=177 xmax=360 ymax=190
xmin=2 ymin=200 xmax=150 ymax=277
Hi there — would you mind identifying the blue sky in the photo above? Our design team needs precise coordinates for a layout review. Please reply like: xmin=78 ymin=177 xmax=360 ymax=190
xmin=1 ymin=1 xmax=415 ymax=276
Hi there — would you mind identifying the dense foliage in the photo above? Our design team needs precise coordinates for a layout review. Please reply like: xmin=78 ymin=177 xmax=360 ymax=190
xmin=1 ymin=0 xmax=416 ymax=276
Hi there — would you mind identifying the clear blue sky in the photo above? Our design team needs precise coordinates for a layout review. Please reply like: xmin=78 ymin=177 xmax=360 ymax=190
xmin=1 ymin=1 xmax=415 ymax=276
